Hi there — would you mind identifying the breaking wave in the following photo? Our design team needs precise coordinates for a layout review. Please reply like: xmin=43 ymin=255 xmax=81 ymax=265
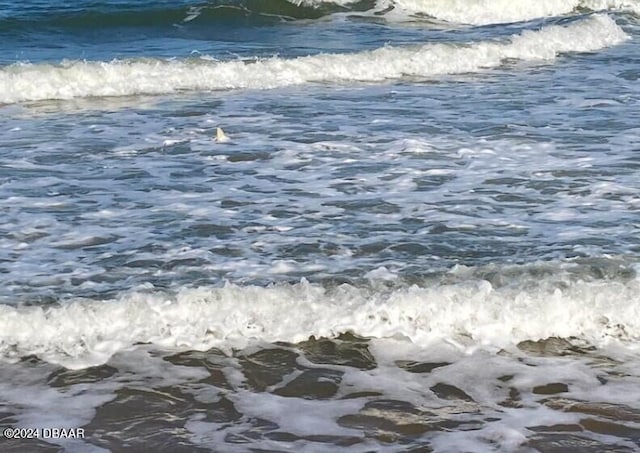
xmin=1 ymin=0 xmax=637 ymax=31
xmin=1 ymin=260 xmax=639 ymax=369
xmin=386 ymin=0 xmax=640 ymax=25
xmin=0 ymin=14 xmax=628 ymax=104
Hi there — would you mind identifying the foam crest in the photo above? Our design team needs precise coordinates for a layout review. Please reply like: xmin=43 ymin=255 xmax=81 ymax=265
xmin=1 ymin=265 xmax=639 ymax=369
xmin=583 ymin=0 xmax=640 ymax=15
xmin=0 ymin=15 xmax=627 ymax=104
xmin=288 ymin=0 xmax=361 ymax=6
xmin=391 ymin=0 xmax=580 ymax=24
xmin=388 ymin=0 xmax=640 ymax=25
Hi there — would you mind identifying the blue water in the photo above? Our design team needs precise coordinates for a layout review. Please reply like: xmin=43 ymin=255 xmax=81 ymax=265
xmin=1 ymin=1 xmax=640 ymax=452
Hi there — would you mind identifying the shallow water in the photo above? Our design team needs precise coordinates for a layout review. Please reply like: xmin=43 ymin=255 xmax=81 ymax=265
xmin=1 ymin=1 xmax=640 ymax=451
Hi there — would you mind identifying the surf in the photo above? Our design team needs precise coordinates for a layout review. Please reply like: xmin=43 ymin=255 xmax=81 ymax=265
xmin=383 ymin=0 xmax=640 ymax=25
xmin=1 ymin=259 xmax=639 ymax=369
xmin=0 ymin=14 xmax=629 ymax=104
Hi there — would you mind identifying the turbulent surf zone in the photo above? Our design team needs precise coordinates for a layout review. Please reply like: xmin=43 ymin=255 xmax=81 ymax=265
xmin=2 ymin=261 xmax=640 ymax=451
xmin=2 ymin=0 xmax=640 ymax=451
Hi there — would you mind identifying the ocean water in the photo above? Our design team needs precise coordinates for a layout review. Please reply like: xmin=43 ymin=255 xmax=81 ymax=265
xmin=1 ymin=0 xmax=640 ymax=451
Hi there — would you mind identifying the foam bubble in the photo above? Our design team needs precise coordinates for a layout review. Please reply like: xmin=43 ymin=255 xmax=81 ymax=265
xmin=0 ymin=15 xmax=628 ymax=104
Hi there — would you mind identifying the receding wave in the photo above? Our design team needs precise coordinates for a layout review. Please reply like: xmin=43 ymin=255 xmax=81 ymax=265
xmin=386 ymin=0 xmax=640 ymax=25
xmin=1 ymin=260 xmax=639 ymax=369
xmin=0 ymin=15 xmax=628 ymax=104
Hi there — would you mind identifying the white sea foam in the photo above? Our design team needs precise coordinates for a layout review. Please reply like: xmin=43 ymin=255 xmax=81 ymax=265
xmin=582 ymin=0 xmax=640 ymax=15
xmin=288 ymin=0 xmax=362 ymax=6
xmin=385 ymin=0 xmax=640 ymax=25
xmin=1 ymin=266 xmax=639 ymax=369
xmin=0 ymin=15 xmax=628 ymax=104
xmin=389 ymin=0 xmax=580 ymax=24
